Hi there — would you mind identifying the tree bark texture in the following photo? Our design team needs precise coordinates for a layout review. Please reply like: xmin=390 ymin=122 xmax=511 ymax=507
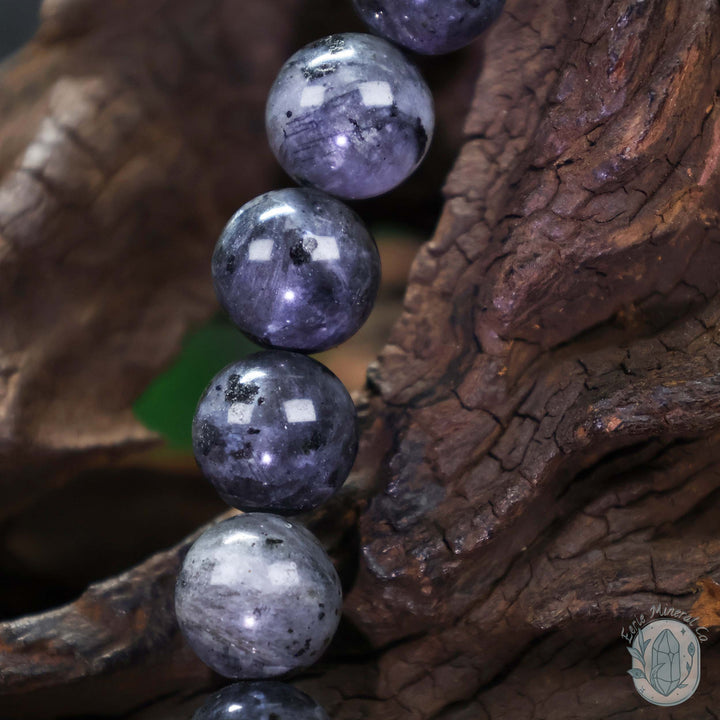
xmin=1 ymin=0 xmax=720 ymax=718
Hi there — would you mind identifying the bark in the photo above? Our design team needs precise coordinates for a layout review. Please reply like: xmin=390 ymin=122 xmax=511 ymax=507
xmin=1 ymin=0 xmax=720 ymax=718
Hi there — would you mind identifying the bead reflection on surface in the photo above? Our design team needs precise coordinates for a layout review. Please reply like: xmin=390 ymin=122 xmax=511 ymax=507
xmin=193 ymin=681 xmax=329 ymax=720
xmin=266 ymin=33 xmax=433 ymax=199
xmin=353 ymin=0 xmax=505 ymax=55
xmin=212 ymin=188 xmax=380 ymax=353
xmin=176 ymin=514 xmax=343 ymax=680
xmin=192 ymin=350 xmax=357 ymax=514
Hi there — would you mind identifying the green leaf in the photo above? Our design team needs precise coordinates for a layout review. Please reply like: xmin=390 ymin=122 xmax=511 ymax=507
xmin=133 ymin=314 xmax=259 ymax=450
xmin=627 ymin=668 xmax=646 ymax=679
xmin=688 ymin=643 xmax=695 ymax=656
xmin=627 ymin=647 xmax=644 ymax=663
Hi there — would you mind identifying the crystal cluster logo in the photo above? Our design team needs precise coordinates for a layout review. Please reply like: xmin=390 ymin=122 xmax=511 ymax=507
xmin=622 ymin=606 xmax=708 ymax=707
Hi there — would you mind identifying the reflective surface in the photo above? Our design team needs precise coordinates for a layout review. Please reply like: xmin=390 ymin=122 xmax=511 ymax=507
xmin=192 ymin=351 xmax=358 ymax=514
xmin=193 ymin=682 xmax=329 ymax=720
xmin=212 ymin=188 xmax=380 ymax=353
xmin=266 ymin=33 xmax=434 ymax=199
xmin=176 ymin=514 xmax=343 ymax=679
xmin=353 ymin=0 xmax=505 ymax=55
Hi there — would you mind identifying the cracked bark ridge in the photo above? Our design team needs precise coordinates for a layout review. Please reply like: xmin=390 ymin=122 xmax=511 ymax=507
xmin=343 ymin=0 xmax=720 ymax=716
xmin=2 ymin=0 xmax=720 ymax=718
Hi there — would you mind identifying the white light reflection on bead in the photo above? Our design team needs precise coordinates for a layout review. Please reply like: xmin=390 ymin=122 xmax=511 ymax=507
xmin=268 ymin=561 xmax=300 ymax=586
xmin=304 ymin=234 xmax=339 ymax=261
xmin=307 ymin=47 xmax=355 ymax=67
xmin=227 ymin=404 xmax=254 ymax=424
xmin=227 ymin=705 xmax=243 ymax=713
xmin=248 ymin=238 xmax=274 ymax=262
xmin=241 ymin=369 xmax=267 ymax=384
xmin=359 ymin=81 xmax=393 ymax=107
xmin=261 ymin=452 xmax=273 ymax=465
xmin=284 ymin=290 xmax=296 ymax=301
xmin=222 ymin=530 xmax=259 ymax=545
xmin=335 ymin=134 xmax=349 ymax=147
xmin=258 ymin=203 xmax=295 ymax=222
xmin=300 ymin=85 xmax=326 ymax=107
xmin=284 ymin=399 xmax=316 ymax=423
xmin=243 ymin=615 xmax=256 ymax=628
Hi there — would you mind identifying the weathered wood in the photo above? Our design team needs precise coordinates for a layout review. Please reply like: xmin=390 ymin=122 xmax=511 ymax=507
xmin=1 ymin=0 xmax=720 ymax=718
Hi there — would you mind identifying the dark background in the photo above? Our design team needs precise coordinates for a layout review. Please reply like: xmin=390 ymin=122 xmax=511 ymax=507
xmin=0 ymin=0 xmax=42 ymax=59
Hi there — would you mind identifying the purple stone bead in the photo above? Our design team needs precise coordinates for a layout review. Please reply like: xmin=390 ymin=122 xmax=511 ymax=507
xmin=176 ymin=514 xmax=342 ymax=679
xmin=193 ymin=682 xmax=329 ymax=720
xmin=352 ymin=0 xmax=505 ymax=55
xmin=212 ymin=188 xmax=380 ymax=353
xmin=192 ymin=351 xmax=357 ymax=514
xmin=266 ymin=33 xmax=434 ymax=199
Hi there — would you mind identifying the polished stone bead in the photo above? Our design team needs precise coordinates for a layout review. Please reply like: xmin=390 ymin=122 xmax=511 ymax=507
xmin=176 ymin=514 xmax=342 ymax=679
xmin=192 ymin=351 xmax=357 ymax=514
xmin=266 ymin=33 xmax=434 ymax=199
xmin=212 ymin=188 xmax=380 ymax=353
xmin=352 ymin=0 xmax=505 ymax=55
xmin=193 ymin=682 xmax=329 ymax=720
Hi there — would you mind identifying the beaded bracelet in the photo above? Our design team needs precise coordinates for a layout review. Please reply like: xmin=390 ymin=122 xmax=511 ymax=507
xmin=175 ymin=2 xmax=505 ymax=717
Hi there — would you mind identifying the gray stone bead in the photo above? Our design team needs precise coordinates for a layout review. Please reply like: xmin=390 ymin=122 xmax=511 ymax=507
xmin=266 ymin=33 xmax=434 ymax=199
xmin=193 ymin=682 xmax=329 ymax=720
xmin=176 ymin=514 xmax=343 ymax=679
xmin=352 ymin=0 xmax=505 ymax=55
xmin=212 ymin=188 xmax=380 ymax=353
xmin=192 ymin=351 xmax=357 ymax=514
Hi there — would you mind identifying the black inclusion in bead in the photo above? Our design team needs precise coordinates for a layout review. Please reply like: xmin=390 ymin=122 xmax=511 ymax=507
xmin=192 ymin=350 xmax=358 ymax=514
xmin=352 ymin=0 xmax=505 ymax=55
xmin=212 ymin=188 xmax=380 ymax=353
xmin=193 ymin=682 xmax=330 ymax=720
